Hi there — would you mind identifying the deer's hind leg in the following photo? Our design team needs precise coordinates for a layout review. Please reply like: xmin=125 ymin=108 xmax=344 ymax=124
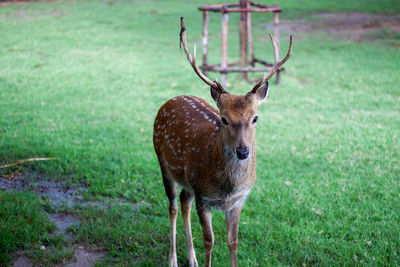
xmin=180 ymin=189 xmax=198 ymax=267
xmin=160 ymin=164 xmax=179 ymax=267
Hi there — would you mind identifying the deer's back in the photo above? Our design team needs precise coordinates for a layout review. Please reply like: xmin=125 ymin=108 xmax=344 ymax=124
xmin=153 ymin=95 xmax=220 ymax=189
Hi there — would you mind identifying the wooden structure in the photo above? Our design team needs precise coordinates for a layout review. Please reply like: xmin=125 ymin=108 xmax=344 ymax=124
xmin=198 ymin=0 xmax=283 ymax=87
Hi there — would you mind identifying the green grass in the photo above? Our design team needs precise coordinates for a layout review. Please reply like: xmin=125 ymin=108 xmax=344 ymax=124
xmin=0 ymin=191 xmax=50 ymax=264
xmin=0 ymin=0 xmax=400 ymax=266
xmin=0 ymin=191 xmax=74 ymax=266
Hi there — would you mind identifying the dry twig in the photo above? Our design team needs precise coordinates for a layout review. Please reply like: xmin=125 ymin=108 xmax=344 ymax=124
xmin=0 ymin=157 xmax=59 ymax=169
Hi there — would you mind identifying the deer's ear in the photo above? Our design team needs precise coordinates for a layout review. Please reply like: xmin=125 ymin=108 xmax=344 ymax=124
xmin=253 ymin=81 xmax=269 ymax=103
xmin=211 ymin=86 xmax=221 ymax=105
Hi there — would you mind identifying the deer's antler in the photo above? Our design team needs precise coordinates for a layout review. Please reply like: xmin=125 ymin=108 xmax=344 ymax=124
xmin=180 ymin=17 xmax=227 ymax=94
xmin=251 ymin=35 xmax=293 ymax=92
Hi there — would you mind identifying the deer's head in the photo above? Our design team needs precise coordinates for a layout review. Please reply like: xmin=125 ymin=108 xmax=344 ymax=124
xmin=210 ymin=83 xmax=268 ymax=160
xmin=180 ymin=17 xmax=293 ymax=161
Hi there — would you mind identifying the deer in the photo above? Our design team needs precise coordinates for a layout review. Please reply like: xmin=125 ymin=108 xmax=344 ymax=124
xmin=153 ymin=17 xmax=293 ymax=267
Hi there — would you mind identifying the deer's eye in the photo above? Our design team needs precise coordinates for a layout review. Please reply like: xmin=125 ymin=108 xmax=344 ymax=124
xmin=252 ymin=116 xmax=258 ymax=124
xmin=221 ymin=117 xmax=228 ymax=126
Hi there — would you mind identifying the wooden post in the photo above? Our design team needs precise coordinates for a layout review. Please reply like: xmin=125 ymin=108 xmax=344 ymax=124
xmin=202 ymin=11 xmax=209 ymax=75
xmin=196 ymin=2 xmax=284 ymax=85
xmin=239 ymin=0 xmax=248 ymax=79
xmin=221 ymin=9 xmax=229 ymax=87
xmin=247 ymin=1 xmax=254 ymax=67
xmin=273 ymin=11 xmax=280 ymax=85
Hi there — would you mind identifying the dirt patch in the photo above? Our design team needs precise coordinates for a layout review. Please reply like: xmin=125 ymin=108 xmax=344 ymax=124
xmin=49 ymin=213 xmax=80 ymax=236
xmin=0 ymin=0 xmax=60 ymax=7
xmin=0 ymin=171 xmax=147 ymax=210
xmin=80 ymin=200 xmax=110 ymax=210
xmin=12 ymin=254 xmax=33 ymax=267
xmin=1 ymin=171 xmax=146 ymax=266
xmin=66 ymin=245 xmax=105 ymax=267
xmin=0 ymin=171 xmax=84 ymax=207
xmin=11 ymin=246 xmax=104 ymax=267
xmin=263 ymin=12 xmax=400 ymax=41
xmin=0 ymin=2 xmax=67 ymax=19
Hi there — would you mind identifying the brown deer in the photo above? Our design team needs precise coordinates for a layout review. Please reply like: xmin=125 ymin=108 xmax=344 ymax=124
xmin=153 ymin=17 xmax=293 ymax=267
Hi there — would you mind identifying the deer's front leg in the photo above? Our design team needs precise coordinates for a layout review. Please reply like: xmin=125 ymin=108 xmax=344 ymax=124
xmin=196 ymin=201 xmax=214 ymax=267
xmin=226 ymin=205 xmax=242 ymax=267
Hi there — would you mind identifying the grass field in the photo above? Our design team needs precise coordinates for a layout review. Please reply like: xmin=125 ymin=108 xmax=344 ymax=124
xmin=1 ymin=0 xmax=400 ymax=266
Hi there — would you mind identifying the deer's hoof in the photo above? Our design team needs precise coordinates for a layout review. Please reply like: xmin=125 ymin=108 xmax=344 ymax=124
xmin=189 ymin=258 xmax=198 ymax=267
xmin=169 ymin=253 xmax=178 ymax=267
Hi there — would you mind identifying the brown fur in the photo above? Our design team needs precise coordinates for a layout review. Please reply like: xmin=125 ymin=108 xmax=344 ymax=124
xmin=154 ymin=92 xmax=263 ymax=267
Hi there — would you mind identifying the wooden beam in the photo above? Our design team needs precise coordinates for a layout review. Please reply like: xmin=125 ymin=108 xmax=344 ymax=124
xmin=198 ymin=6 xmax=282 ymax=12
xmin=273 ymin=11 xmax=281 ymax=85
xmin=221 ymin=10 xmax=229 ymax=87
xmin=249 ymin=1 xmax=267 ymax=8
xmin=198 ymin=3 xmax=239 ymax=10
xmin=203 ymin=66 xmax=278 ymax=72
xmin=247 ymin=0 xmax=254 ymax=67
xmin=202 ymin=11 xmax=209 ymax=75
xmin=202 ymin=62 xmax=241 ymax=68
xmin=253 ymin=57 xmax=274 ymax=66
xmin=239 ymin=0 xmax=248 ymax=79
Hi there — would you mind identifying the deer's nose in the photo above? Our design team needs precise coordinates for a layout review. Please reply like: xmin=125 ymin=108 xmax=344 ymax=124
xmin=236 ymin=146 xmax=249 ymax=160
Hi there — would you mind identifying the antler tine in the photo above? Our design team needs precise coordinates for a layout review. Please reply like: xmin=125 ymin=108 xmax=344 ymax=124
xmin=252 ymin=35 xmax=293 ymax=92
xmin=180 ymin=17 xmax=227 ymax=93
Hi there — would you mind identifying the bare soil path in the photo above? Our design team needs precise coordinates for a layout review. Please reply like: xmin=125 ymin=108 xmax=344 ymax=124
xmin=264 ymin=12 xmax=400 ymax=41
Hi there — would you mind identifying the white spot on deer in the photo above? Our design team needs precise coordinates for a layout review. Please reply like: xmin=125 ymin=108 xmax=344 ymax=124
xmin=165 ymin=134 xmax=169 ymax=139
xmin=168 ymin=164 xmax=182 ymax=171
xmin=208 ymin=108 xmax=219 ymax=117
